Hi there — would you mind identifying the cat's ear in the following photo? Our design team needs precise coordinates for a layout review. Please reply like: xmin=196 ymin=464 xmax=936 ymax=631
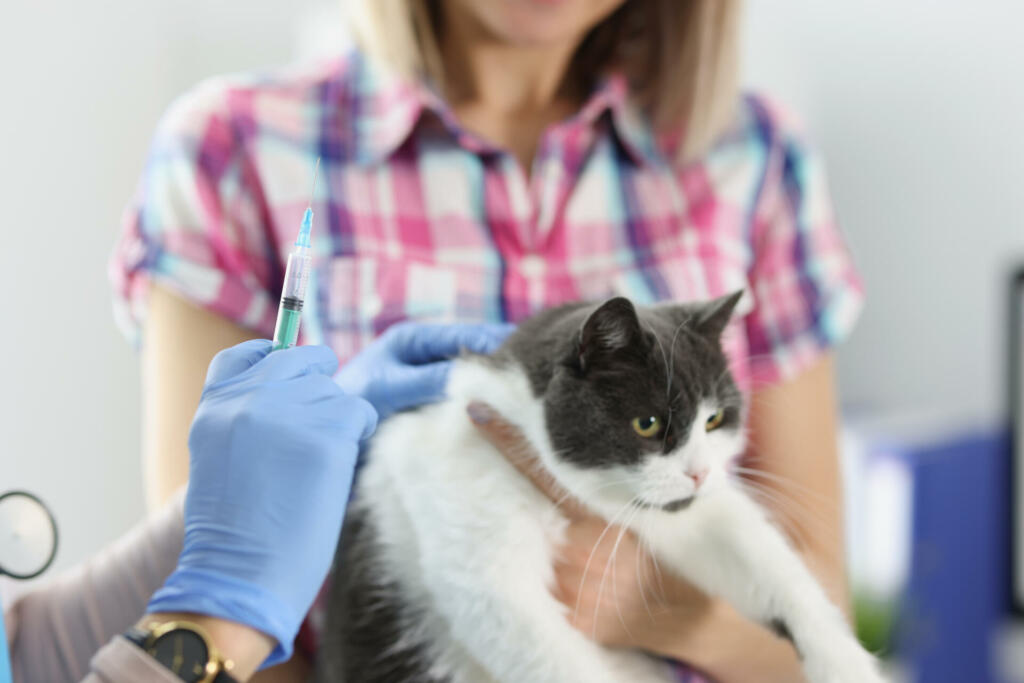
xmin=578 ymin=297 xmax=642 ymax=370
xmin=693 ymin=290 xmax=744 ymax=339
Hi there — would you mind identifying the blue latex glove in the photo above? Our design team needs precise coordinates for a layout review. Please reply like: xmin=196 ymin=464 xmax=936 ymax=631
xmin=333 ymin=321 xmax=515 ymax=420
xmin=148 ymin=340 xmax=376 ymax=666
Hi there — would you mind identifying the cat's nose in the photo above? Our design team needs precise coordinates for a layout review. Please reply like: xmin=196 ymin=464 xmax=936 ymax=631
xmin=686 ymin=468 xmax=709 ymax=489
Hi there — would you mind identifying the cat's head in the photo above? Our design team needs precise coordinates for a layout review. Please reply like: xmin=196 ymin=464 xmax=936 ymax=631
xmin=537 ymin=294 xmax=745 ymax=512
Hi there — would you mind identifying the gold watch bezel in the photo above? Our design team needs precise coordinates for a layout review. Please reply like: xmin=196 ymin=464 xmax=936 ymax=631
xmin=142 ymin=620 xmax=235 ymax=683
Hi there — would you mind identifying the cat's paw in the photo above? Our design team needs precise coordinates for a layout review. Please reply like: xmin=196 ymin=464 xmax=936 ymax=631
xmin=801 ymin=635 xmax=886 ymax=683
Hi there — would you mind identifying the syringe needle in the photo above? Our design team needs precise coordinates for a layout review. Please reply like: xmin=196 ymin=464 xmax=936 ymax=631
xmin=309 ymin=156 xmax=322 ymax=207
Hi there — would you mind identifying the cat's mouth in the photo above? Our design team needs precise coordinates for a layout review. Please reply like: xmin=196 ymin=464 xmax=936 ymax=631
xmin=639 ymin=496 xmax=695 ymax=513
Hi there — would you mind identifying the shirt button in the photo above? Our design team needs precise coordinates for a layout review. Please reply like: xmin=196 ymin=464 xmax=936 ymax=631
xmin=520 ymin=254 xmax=545 ymax=279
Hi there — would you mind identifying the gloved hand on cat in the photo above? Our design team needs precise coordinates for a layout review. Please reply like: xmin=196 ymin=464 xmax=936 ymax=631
xmin=148 ymin=323 xmax=512 ymax=667
xmin=334 ymin=321 xmax=515 ymax=419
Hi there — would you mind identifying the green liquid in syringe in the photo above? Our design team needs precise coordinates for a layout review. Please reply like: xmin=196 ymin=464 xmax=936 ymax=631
xmin=272 ymin=303 xmax=303 ymax=351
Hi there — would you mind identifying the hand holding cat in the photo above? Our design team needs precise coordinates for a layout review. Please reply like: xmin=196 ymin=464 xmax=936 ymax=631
xmin=467 ymin=401 xmax=716 ymax=652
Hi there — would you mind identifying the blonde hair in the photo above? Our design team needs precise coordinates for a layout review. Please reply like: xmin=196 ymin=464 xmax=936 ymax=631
xmin=347 ymin=0 xmax=742 ymax=160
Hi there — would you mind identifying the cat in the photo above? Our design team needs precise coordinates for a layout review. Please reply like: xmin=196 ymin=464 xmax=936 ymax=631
xmin=317 ymin=294 xmax=884 ymax=683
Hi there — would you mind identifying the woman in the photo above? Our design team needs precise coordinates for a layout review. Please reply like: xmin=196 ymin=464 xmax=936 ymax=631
xmin=112 ymin=0 xmax=863 ymax=680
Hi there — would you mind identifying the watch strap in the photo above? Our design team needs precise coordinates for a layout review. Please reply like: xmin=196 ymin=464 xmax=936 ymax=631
xmin=122 ymin=625 xmax=149 ymax=649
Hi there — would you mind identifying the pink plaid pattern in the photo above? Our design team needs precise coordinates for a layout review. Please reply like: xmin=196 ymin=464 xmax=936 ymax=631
xmin=111 ymin=51 xmax=863 ymax=678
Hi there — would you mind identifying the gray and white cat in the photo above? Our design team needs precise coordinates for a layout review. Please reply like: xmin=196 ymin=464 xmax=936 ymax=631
xmin=318 ymin=295 xmax=884 ymax=683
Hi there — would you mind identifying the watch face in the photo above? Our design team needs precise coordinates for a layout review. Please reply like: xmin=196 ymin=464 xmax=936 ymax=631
xmin=150 ymin=629 xmax=210 ymax=682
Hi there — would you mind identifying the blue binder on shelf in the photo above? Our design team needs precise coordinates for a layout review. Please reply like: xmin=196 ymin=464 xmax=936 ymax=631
xmin=847 ymin=418 xmax=1011 ymax=682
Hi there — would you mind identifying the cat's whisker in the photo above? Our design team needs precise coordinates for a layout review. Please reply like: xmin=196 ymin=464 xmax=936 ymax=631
xmin=710 ymin=365 xmax=732 ymax=392
xmin=738 ymin=386 xmax=814 ymax=411
xmin=738 ymin=483 xmax=813 ymax=550
xmin=647 ymin=325 xmax=672 ymax=399
xmin=732 ymin=466 xmax=841 ymax=510
xmin=751 ymin=488 xmax=847 ymax=559
xmin=736 ymin=479 xmax=845 ymax=555
xmin=496 ymin=445 xmax=644 ymax=516
xmin=633 ymin=522 xmax=657 ymax=621
xmin=625 ymin=487 xmax=670 ymax=616
xmin=548 ymin=476 xmax=646 ymax=515
xmin=600 ymin=501 xmax=644 ymax=641
xmin=585 ymin=498 xmax=639 ymax=640
xmin=633 ymin=506 xmax=671 ymax=620
xmin=745 ymin=491 xmax=808 ymax=547
xmin=640 ymin=520 xmax=671 ymax=611
xmin=665 ymin=314 xmax=692 ymax=397
xmin=734 ymin=470 xmax=841 ymax=524
xmin=737 ymin=476 xmax=823 ymax=525
xmin=574 ymin=496 xmax=639 ymax=628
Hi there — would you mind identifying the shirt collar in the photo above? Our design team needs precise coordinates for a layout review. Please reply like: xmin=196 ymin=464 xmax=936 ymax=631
xmin=576 ymin=73 xmax=660 ymax=168
xmin=348 ymin=53 xmax=660 ymax=168
xmin=345 ymin=52 xmax=432 ymax=165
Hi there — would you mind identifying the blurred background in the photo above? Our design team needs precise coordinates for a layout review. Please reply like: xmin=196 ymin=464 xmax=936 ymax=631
xmin=1 ymin=0 xmax=1022 ymax=680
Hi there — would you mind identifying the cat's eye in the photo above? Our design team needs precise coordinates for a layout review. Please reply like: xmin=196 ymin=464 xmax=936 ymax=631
xmin=705 ymin=409 xmax=726 ymax=432
xmin=631 ymin=416 xmax=662 ymax=438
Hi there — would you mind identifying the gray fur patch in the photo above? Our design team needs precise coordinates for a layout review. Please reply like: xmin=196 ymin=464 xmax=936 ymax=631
xmin=316 ymin=508 xmax=442 ymax=682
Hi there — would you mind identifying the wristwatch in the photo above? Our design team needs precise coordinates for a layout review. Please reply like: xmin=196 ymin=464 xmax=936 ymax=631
xmin=124 ymin=620 xmax=239 ymax=683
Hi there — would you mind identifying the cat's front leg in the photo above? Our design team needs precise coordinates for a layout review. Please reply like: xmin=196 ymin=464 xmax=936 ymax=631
xmin=648 ymin=486 xmax=884 ymax=683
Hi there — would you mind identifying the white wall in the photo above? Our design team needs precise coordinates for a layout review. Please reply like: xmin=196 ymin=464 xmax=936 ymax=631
xmin=743 ymin=0 xmax=1024 ymax=419
xmin=0 ymin=0 xmax=1021 ymax=574
xmin=0 ymin=0 xmax=334 ymax=576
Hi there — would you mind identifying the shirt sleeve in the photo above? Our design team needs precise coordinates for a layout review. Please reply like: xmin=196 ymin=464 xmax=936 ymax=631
xmin=83 ymin=637 xmax=182 ymax=683
xmin=5 ymin=494 xmax=184 ymax=682
xmin=743 ymin=98 xmax=865 ymax=386
xmin=109 ymin=80 xmax=281 ymax=347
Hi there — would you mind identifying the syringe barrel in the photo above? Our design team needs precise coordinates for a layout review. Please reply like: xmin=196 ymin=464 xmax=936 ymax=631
xmin=280 ymin=246 xmax=311 ymax=301
xmin=272 ymin=246 xmax=311 ymax=350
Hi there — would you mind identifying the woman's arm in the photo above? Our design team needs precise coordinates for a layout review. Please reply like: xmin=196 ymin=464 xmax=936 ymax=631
xmin=142 ymin=285 xmax=255 ymax=508
xmin=471 ymin=354 xmax=848 ymax=683
xmin=743 ymin=354 xmax=849 ymax=614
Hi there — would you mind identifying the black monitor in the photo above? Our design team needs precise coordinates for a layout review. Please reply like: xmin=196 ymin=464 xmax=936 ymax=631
xmin=1012 ymin=269 xmax=1024 ymax=613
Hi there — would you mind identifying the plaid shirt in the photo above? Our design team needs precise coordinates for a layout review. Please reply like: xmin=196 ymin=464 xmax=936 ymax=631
xmin=112 ymin=50 xmax=863 ymax=679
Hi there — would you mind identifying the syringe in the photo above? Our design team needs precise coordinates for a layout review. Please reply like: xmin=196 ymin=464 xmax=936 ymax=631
xmin=272 ymin=158 xmax=321 ymax=351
